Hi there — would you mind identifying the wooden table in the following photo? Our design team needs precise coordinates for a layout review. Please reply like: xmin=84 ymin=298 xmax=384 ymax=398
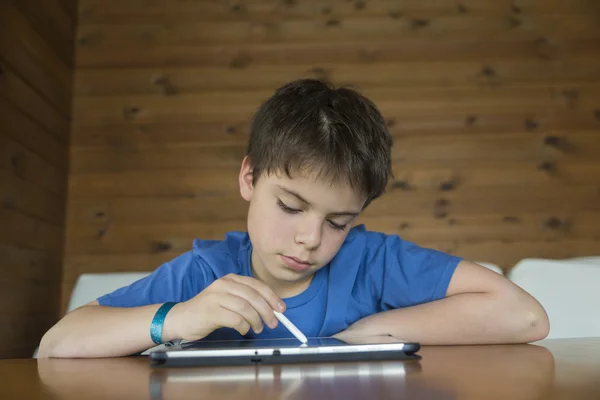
xmin=1 ymin=338 xmax=599 ymax=399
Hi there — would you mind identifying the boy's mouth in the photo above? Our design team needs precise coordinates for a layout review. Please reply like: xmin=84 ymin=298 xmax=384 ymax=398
xmin=280 ymin=255 xmax=313 ymax=272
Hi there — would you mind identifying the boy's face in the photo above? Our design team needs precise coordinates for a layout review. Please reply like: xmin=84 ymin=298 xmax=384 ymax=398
xmin=239 ymin=157 xmax=366 ymax=296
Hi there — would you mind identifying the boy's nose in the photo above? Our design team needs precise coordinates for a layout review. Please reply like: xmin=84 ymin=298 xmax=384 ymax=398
xmin=295 ymin=221 xmax=322 ymax=250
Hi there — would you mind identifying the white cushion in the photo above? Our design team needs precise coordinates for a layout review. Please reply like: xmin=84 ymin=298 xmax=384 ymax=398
xmin=565 ymin=256 xmax=600 ymax=265
xmin=66 ymin=272 xmax=151 ymax=312
xmin=509 ymin=258 xmax=600 ymax=339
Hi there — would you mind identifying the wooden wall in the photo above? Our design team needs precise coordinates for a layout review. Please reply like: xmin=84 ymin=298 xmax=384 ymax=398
xmin=0 ymin=1 xmax=77 ymax=358
xmin=66 ymin=0 xmax=600 ymax=312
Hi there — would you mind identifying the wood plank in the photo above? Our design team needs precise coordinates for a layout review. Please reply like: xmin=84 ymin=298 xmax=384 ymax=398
xmin=0 ymin=279 xmax=60 ymax=315
xmin=0 ymin=61 xmax=70 ymax=143
xmin=0 ymin=134 xmax=66 ymax=195
xmin=63 ymin=237 xmax=600 ymax=275
xmin=77 ymin=0 xmax=600 ymax=23
xmin=67 ymin=131 xmax=600 ymax=173
xmin=76 ymin=38 xmax=600 ymax=68
xmin=0 ymin=208 xmax=64 ymax=252
xmin=75 ymin=15 xmax=600 ymax=48
xmin=66 ymin=196 xmax=249 ymax=226
xmin=12 ymin=0 xmax=76 ymax=68
xmin=66 ymin=161 xmax=600 ymax=201
xmin=0 ymin=170 xmax=66 ymax=225
xmin=0 ymin=97 xmax=68 ymax=171
xmin=366 ymin=184 xmax=600 ymax=218
xmin=0 ymin=4 xmax=73 ymax=117
xmin=64 ymin=182 xmax=600 ymax=230
xmin=73 ymin=59 xmax=600 ymax=96
xmin=0 ymin=243 xmax=62 ymax=284
xmin=357 ymin=212 xmax=600 ymax=243
xmin=65 ymin=220 xmax=247 ymax=255
xmin=69 ymin=111 xmax=600 ymax=150
xmin=64 ymin=211 xmax=600 ymax=255
xmin=72 ymin=84 xmax=600 ymax=124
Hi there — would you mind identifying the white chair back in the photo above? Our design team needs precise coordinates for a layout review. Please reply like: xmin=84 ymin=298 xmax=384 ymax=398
xmin=509 ymin=258 xmax=600 ymax=339
xmin=66 ymin=272 xmax=151 ymax=312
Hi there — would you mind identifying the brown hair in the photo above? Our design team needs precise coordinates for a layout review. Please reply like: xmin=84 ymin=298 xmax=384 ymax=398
xmin=246 ymin=79 xmax=393 ymax=207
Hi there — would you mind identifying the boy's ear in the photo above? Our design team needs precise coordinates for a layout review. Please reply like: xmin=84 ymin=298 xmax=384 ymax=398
xmin=239 ymin=156 xmax=254 ymax=201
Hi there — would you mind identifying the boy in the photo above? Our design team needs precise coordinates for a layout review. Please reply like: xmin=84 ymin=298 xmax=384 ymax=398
xmin=39 ymin=79 xmax=549 ymax=358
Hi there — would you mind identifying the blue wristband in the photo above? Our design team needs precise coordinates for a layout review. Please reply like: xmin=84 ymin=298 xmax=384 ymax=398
xmin=150 ymin=302 xmax=178 ymax=345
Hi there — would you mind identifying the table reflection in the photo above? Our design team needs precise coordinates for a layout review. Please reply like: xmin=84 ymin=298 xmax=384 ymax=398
xmin=37 ymin=343 xmax=554 ymax=400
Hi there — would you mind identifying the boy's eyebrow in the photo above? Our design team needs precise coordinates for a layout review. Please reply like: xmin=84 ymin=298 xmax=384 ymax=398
xmin=276 ymin=185 xmax=361 ymax=217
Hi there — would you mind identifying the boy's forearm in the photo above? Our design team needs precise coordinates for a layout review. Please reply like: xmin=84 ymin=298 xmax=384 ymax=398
xmin=38 ymin=303 xmax=183 ymax=358
xmin=335 ymin=292 xmax=549 ymax=345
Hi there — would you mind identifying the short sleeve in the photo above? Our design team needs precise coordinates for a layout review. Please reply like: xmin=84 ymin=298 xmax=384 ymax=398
xmin=372 ymin=235 xmax=462 ymax=311
xmin=97 ymin=251 xmax=206 ymax=307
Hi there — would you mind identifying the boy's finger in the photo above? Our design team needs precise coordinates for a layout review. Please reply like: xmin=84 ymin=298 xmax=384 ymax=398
xmin=218 ymin=307 xmax=252 ymax=336
xmin=218 ymin=295 xmax=263 ymax=334
xmin=224 ymin=281 xmax=278 ymax=329
xmin=225 ymin=274 xmax=285 ymax=312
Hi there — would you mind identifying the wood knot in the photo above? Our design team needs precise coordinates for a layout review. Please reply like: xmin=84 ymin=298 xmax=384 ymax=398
xmin=9 ymin=153 xmax=24 ymax=170
xmin=325 ymin=18 xmax=341 ymax=27
xmin=411 ymin=19 xmax=430 ymax=29
xmin=151 ymin=75 xmax=177 ymax=95
xmin=465 ymin=115 xmax=478 ymax=125
xmin=322 ymin=6 xmax=332 ymax=14
xmin=481 ymin=65 xmax=496 ymax=77
xmin=534 ymin=37 xmax=556 ymax=60
xmin=457 ymin=3 xmax=468 ymax=14
xmin=508 ymin=15 xmax=522 ymax=28
xmin=503 ymin=216 xmax=521 ymax=223
xmin=543 ymin=135 xmax=562 ymax=147
xmin=123 ymin=106 xmax=142 ymax=120
xmin=229 ymin=53 xmax=253 ymax=69
xmin=151 ymin=241 xmax=173 ymax=253
xmin=561 ymin=89 xmax=579 ymax=108
xmin=397 ymin=222 xmax=410 ymax=230
xmin=282 ymin=0 xmax=297 ymax=7
xmin=439 ymin=178 xmax=459 ymax=192
xmin=225 ymin=126 xmax=237 ymax=135
xmin=511 ymin=3 xmax=522 ymax=14
xmin=524 ymin=117 xmax=539 ymax=130
xmin=544 ymin=217 xmax=569 ymax=231
xmin=385 ymin=118 xmax=396 ymax=128
xmin=230 ymin=3 xmax=246 ymax=13
xmin=595 ymin=109 xmax=600 ymax=121
xmin=537 ymin=161 xmax=557 ymax=173
xmin=391 ymin=180 xmax=412 ymax=191
xmin=388 ymin=11 xmax=403 ymax=19
xmin=95 ymin=211 xmax=106 ymax=218
xmin=433 ymin=198 xmax=449 ymax=219
xmin=354 ymin=0 xmax=366 ymax=10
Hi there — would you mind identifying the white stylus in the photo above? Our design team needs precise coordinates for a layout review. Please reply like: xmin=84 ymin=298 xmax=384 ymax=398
xmin=273 ymin=311 xmax=308 ymax=344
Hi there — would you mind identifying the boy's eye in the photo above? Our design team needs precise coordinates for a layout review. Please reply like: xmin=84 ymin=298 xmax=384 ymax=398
xmin=277 ymin=199 xmax=301 ymax=214
xmin=277 ymin=199 xmax=347 ymax=231
xmin=328 ymin=220 xmax=347 ymax=231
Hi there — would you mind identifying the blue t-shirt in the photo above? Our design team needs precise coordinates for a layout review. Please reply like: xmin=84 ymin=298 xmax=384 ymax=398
xmin=98 ymin=225 xmax=462 ymax=340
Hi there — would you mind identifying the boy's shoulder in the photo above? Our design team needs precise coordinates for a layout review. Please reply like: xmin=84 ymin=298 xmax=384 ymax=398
xmin=189 ymin=230 xmax=250 ymax=275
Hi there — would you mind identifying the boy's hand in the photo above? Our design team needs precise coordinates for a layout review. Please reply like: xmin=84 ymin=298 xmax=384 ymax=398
xmin=170 ymin=274 xmax=285 ymax=340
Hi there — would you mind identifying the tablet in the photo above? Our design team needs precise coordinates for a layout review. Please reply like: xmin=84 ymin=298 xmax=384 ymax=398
xmin=150 ymin=336 xmax=420 ymax=367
